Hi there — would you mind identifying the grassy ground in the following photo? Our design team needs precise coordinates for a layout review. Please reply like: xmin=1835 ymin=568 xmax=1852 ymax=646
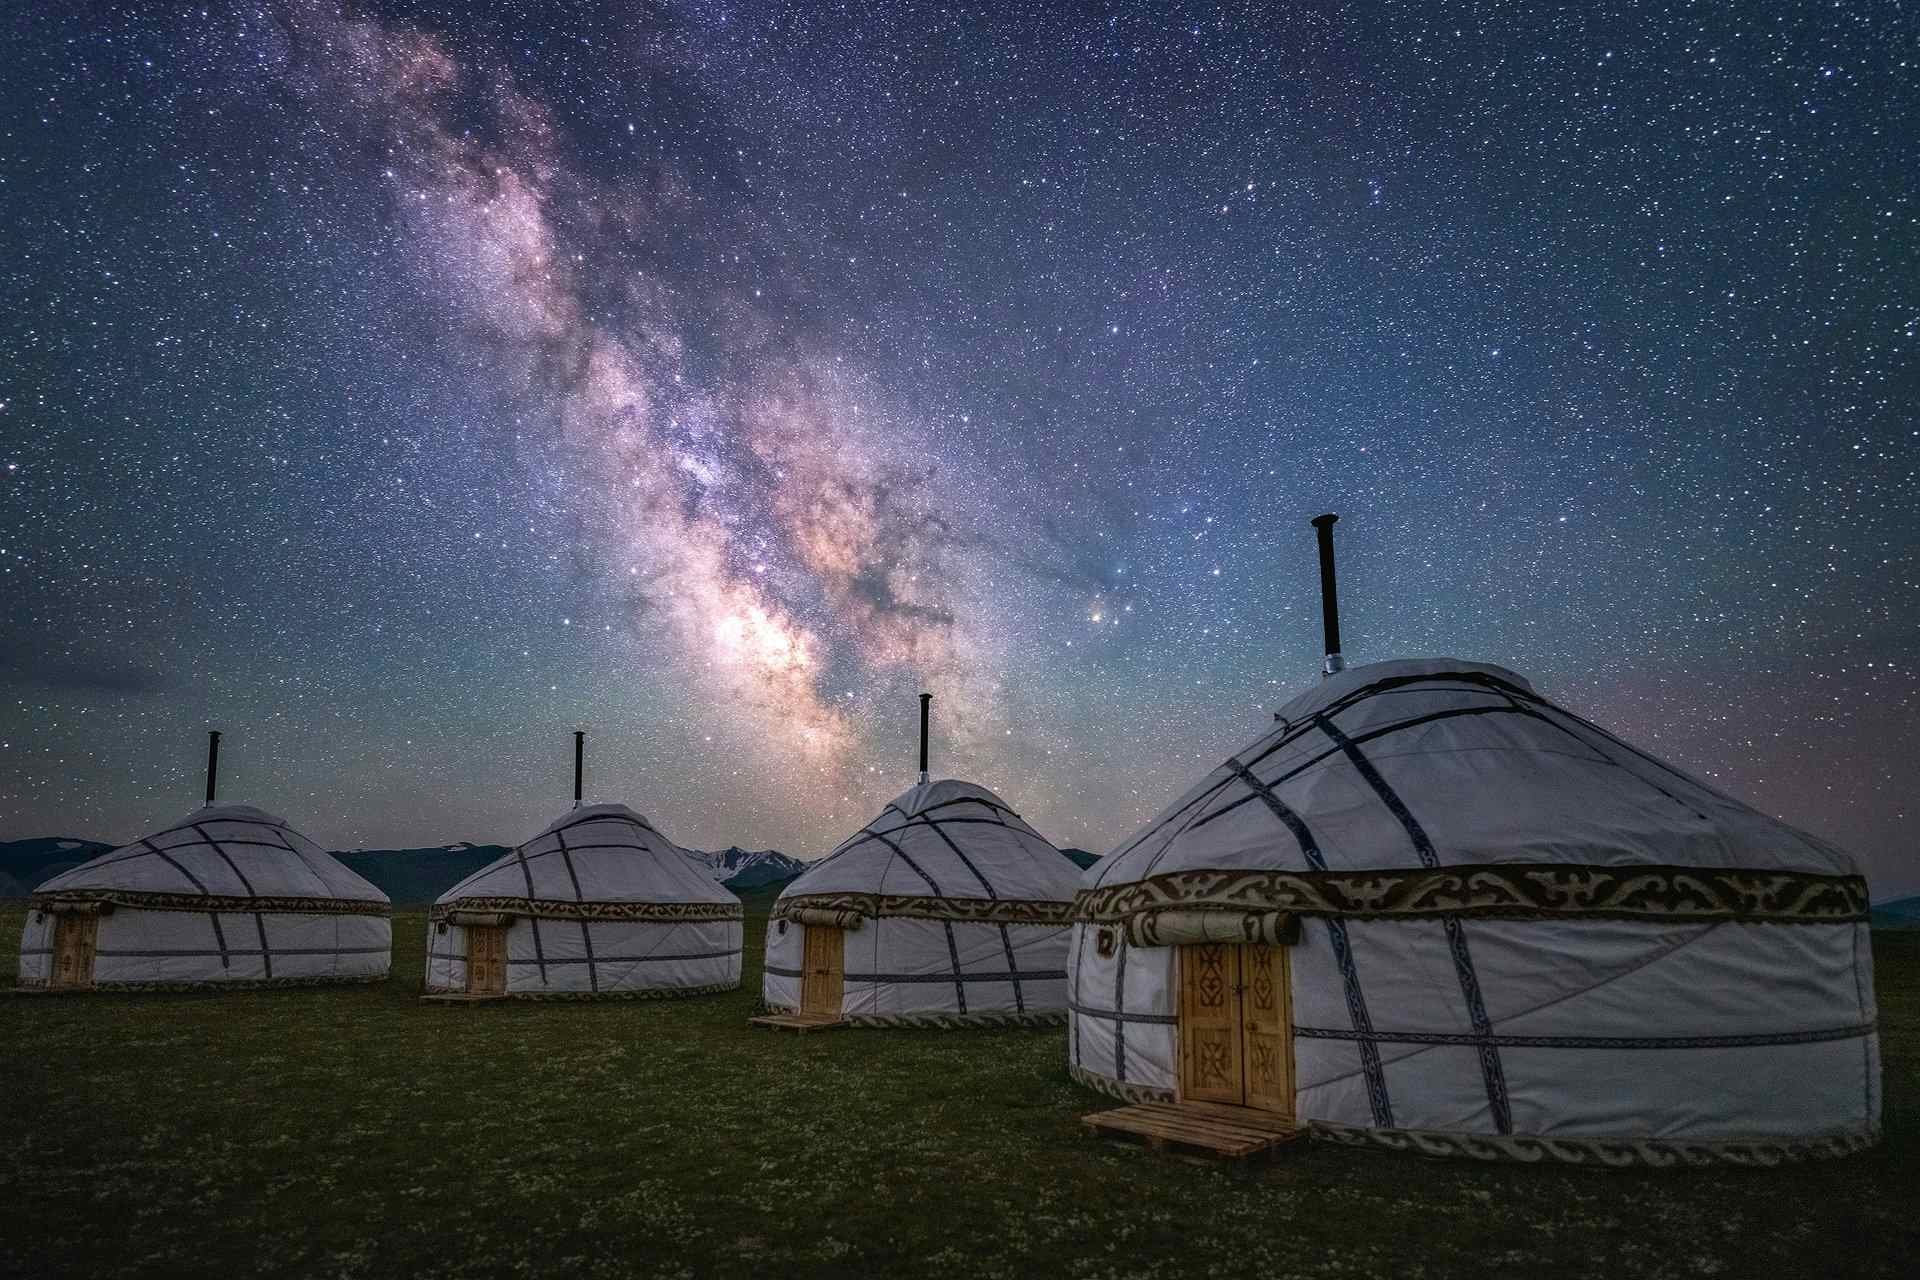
xmin=1 ymin=905 xmax=1913 ymax=1280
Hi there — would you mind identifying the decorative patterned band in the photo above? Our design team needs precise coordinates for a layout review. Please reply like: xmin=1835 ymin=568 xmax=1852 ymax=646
xmin=30 ymin=889 xmax=390 ymax=918
xmin=418 ymin=979 xmax=740 ymax=1002
xmin=1073 ymin=863 xmax=1869 ymax=926
xmin=428 ymin=897 xmax=744 ymax=924
xmin=771 ymin=892 xmax=1075 ymax=926
xmin=15 ymin=974 xmax=389 ymax=994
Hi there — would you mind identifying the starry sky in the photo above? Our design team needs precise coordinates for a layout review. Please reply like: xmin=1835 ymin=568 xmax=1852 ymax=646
xmin=2 ymin=2 xmax=1915 ymax=893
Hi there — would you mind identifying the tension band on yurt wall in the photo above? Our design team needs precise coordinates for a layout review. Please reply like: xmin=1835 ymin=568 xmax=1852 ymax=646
xmin=1122 ymin=908 xmax=1300 ymax=948
xmin=427 ymin=897 xmax=743 ymax=924
xmin=772 ymin=891 xmax=1076 ymax=927
xmin=28 ymin=889 xmax=389 ymax=917
xmin=1074 ymin=863 xmax=1870 ymax=926
xmin=787 ymin=907 xmax=866 ymax=930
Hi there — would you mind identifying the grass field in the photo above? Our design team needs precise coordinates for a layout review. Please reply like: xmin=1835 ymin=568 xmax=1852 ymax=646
xmin=2 ymin=904 xmax=1913 ymax=1280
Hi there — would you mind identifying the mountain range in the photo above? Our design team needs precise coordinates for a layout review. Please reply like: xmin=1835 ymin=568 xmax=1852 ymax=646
xmin=0 ymin=836 xmax=1100 ymax=904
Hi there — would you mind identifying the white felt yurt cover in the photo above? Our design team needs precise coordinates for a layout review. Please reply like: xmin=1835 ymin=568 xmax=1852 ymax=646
xmin=20 ymin=804 xmax=392 ymax=990
xmin=763 ymin=779 xmax=1082 ymax=1026
xmin=424 ymin=804 xmax=743 ymax=998
xmin=1068 ymin=658 xmax=1878 ymax=1166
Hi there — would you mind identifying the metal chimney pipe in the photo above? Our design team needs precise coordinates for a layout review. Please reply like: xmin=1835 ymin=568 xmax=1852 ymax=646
xmin=204 ymin=730 xmax=221 ymax=806
xmin=918 ymin=693 xmax=932 ymax=785
xmin=1310 ymin=513 xmax=1345 ymax=676
xmin=573 ymin=731 xmax=585 ymax=807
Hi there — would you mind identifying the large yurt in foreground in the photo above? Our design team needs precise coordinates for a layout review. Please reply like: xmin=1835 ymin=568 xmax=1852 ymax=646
xmin=424 ymin=737 xmax=742 ymax=999
xmin=760 ymin=696 xmax=1082 ymax=1027
xmin=1067 ymin=517 xmax=1878 ymax=1166
xmin=20 ymin=801 xmax=392 ymax=992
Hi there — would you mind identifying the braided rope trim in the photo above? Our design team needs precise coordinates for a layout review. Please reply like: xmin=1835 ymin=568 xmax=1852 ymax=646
xmin=1064 ymin=1066 xmax=1879 ymax=1166
xmin=418 ymin=979 xmax=740 ymax=1001
xmin=759 ymin=1001 xmax=1066 ymax=1029
xmin=772 ymin=892 xmax=1075 ymax=926
xmin=428 ymin=897 xmax=744 ymax=924
xmin=28 ymin=890 xmax=390 ymax=918
xmin=1068 ymin=1062 xmax=1175 ymax=1104
xmin=1308 ymin=1120 xmax=1881 ymax=1167
xmin=1074 ymin=863 xmax=1868 ymax=927
xmin=14 ymin=973 xmax=389 ymax=993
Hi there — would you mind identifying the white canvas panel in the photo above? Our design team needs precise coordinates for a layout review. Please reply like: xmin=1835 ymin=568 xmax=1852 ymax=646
xmin=1501 ymin=1040 xmax=1875 ymax=1139
xmin=17 ymin=912 xmax=52 ymax=983
xmin=1294 ymin=1044 xmax=1382 ymax=1127
xmin=1335 ymin=918 xmax=1473 ymax=1034
xmin=1377 ymin=1044 xmax=1498 ymax=1133
xmin=1481 ymin=920 xmax=1873 ymax=1038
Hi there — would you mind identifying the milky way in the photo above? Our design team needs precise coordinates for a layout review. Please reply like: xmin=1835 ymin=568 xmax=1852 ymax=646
xmin=2 ymin=3 xmax=1915 ymax=892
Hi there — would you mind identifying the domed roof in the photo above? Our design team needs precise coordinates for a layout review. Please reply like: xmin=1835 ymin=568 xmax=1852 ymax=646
xmin=437 ymin=803 xmax=737 ymax=907
xmin=33 ymin=804 xmax=388 ymax=906
xmin=781 ymin=779 xmax=1081 ymax=903
xmin=1090 ymin=657 xmax=1859 ymax=894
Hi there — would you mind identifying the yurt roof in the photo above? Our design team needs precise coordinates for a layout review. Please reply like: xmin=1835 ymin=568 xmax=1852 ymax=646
xmin=1089 ymin=656 xmax=1860 ymax=896
xmin=32 ymin=804 xmax=389 ymax=906
xmin=780 ymin=779 xmax=1081 ymax=903
xmin=437 ymin=803 xmax=737 ymax=907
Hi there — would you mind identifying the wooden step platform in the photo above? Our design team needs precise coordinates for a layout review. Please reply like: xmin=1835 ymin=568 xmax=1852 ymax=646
xmin=748 ymin=1012 xmax=846 ymax=1034
xmin=1082 ymin=1101 xmax=1304 ymax=1160
xmin=420 ymin=993 xmax=510 ymax=1005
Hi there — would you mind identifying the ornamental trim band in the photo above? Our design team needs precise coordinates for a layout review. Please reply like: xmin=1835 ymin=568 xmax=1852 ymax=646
xmin=428 ymin=896 xmax=744 ymax=924
xmin=770 ymin=891 xmax=1077 ymax=927
xmin=1072 ymin=863 xmax=1868 ymax=927
xmin=30 ymin=889 xmax=392 ymax=918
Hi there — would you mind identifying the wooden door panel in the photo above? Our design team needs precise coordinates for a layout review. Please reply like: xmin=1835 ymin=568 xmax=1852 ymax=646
xmin=1241 ymin=942 xmax=1295 ymax=1116
xmin=466 ymin=925 xmax=506 ymax=995
xmin=801 ymin=926 xmax=844 ymax=1016
xmin=50 ymin=913 xmax=98 ymax=991
xmin=1179 ymin=943 xmax=1243 ymax=1104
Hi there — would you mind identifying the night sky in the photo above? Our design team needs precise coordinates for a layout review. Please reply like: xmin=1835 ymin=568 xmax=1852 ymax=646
xmin=2 ymin=3 xmax=1914 ymax=894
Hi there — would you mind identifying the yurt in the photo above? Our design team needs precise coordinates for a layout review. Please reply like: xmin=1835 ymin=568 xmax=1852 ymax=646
xmin=758 ymin=695 xmax=1081 ymax=1028
xmin=1067 ymin=515 xmax=1878 ymax=1165
xmin=19 ymin=734 xmax=391 ymax=991
xmin=423 ymin=734 xmax=743 ymax=999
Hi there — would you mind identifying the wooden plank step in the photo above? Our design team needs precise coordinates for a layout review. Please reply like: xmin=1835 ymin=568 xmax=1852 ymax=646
xmin=1081 ymin=1103 xmax=1304 ymax=1160
xmin=748 ymin=1013 xmax=846 ymax=1034
xmin=419 ymin=993 xmax=511 ymax=1004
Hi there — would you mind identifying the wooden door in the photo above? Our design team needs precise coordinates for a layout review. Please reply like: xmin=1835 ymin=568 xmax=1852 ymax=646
xmin=800 ymin=925 xmax=844 ymax=1017
xmin=1178 ymin=942 xmax=1244 ymax=1104
xmin=1178 ymin=942 xmax=1295 ymax=1116
xmin=466 ymin=924 xmax=507 ymax=995
xmin=1241 ymin=942 xmax=1295 ymax=1115
xmin=49 ymin=913 xmax=98 ymax=991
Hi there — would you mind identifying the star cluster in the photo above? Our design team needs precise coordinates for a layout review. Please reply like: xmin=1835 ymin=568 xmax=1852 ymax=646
xmin=1 ymin=2 xmax=1914 ymax=892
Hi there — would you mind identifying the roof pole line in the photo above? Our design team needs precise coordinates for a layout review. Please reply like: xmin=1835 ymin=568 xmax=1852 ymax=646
xmin=1311 ymin=512 xmax=1345 ymax=678
xmin=573 ymin=730 xmax=585 ymax=808
xmin=204 ymin=729 xmax=221 ymax=806
xmin=918 ymin=692 xmax=932 ymax=785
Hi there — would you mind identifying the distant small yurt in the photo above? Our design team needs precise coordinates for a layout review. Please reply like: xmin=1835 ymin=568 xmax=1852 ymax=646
xmin=20 ymin=801 xmax=392 ymax=992
xmin=424 ymin=735 xmax=742 ymax=999
xmin=761 ymin=695 xmax=1081 ymax=1027
xmin=1066 ymin=516 xmax=1879 ymax=1165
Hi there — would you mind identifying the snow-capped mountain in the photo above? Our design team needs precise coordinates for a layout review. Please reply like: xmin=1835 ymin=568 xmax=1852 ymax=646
xmin=681 ymin=846 xmax=807 ymax=889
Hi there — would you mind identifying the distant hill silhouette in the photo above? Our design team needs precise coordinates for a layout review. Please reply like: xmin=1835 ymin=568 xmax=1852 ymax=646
xmin=1872 ymin=894 xmax=1920 ymax=929
xmin=1060 ymin=847 xmax=1099 ymax=869
xmin=0 ymin=837 xmax=113 ymax=896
